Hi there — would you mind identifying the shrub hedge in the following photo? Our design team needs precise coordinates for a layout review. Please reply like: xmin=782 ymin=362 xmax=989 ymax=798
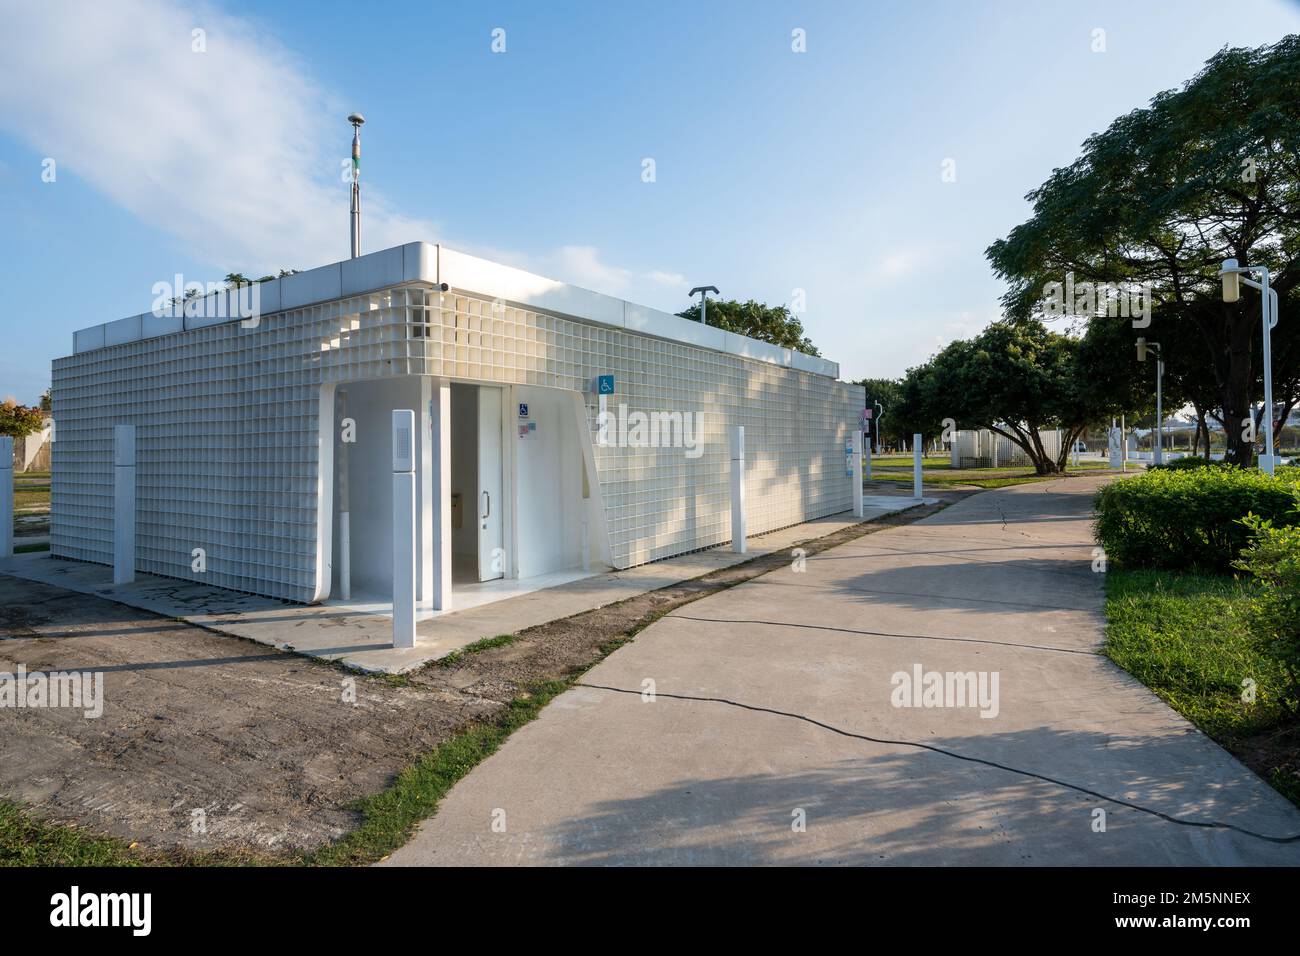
xmin=1235 ymin=505 xmax=1300 ymax=709
xmin=1095 ymin=467 xmax=1300 ymax=571
xmin=1148 ymin=456 xmax=1225 ymax=472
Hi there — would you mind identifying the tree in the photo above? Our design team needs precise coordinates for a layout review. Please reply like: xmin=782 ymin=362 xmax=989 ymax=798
xmin=0 ymin=398 xmax=47 ymax=439
xmin=676 ymin=299 xmax=819 ymax=355
xmin=987 ymin=37 xmax=1300 ymax=466
xmin=898 ymin=319 xmax=1141 ymax=475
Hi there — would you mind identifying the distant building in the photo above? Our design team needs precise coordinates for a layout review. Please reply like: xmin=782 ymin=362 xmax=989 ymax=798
xmin=950 ymin=428 xmax=1062 ymax=468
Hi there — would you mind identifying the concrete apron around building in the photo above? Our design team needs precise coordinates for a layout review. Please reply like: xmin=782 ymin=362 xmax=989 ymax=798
xmin=0 ymin=496 xmax=933 ymax=675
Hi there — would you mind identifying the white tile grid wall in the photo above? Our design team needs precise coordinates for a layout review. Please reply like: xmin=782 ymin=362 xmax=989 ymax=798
xmin=51 ymin=286 xmax=861 ymax=601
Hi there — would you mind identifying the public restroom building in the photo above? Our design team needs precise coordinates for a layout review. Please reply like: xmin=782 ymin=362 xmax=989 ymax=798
xmin=51 ymin=243 xmax=864 ymax=609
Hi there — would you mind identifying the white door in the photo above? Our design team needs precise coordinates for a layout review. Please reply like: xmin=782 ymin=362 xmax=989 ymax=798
xmin=477 ymin=386 xmax=504 ymax=581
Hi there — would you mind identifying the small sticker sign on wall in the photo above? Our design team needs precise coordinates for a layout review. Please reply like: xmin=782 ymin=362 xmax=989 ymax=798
xmin=518 ymin=420 xmax=538 ymax=440
xmin=518 ymin=402 xmax=529 ymax=418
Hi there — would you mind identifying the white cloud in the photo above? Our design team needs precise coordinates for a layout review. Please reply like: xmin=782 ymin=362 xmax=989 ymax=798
xmin=647 ymin=269 xmax=688 ymax=288
xmin=0 ymin=0 xmax=434 ymax=273
xmin=0 ymin=0 xmax=691 ymax=311
xmin=548 ymin=245 xmax=634 ymax=294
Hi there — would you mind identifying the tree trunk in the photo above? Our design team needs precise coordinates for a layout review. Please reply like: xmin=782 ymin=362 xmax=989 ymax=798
xmin=1221 ymin=315 xmax=1256 ymax=466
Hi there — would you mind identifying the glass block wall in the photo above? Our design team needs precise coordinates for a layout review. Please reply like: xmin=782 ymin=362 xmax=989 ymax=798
xmin=51 ymin=285 xmax=863 ymax=601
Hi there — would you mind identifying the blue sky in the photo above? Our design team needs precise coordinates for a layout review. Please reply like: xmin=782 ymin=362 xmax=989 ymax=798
xmin=2 ymin=0 xmax=1298 ymax=403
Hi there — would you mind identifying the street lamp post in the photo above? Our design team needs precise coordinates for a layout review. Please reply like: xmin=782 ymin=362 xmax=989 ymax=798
xmin=1136 ymin=338 xmax=1163 ymax=465
xmin=873 ymin=400 xmax=884 ymax=455
xmin=688 ymin=285 xmax=719 ymax=326
xmin=1219 ymin=259 xmax=1281 ymax=475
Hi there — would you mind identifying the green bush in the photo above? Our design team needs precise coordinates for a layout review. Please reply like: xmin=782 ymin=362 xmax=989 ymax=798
xmin=1235 ymin=501 xmax=1300 ymax=711
xmin=1148 ymin=456 xmax=1225 ymax=472
xmin=1095 ymin=467 xmax=1300 ymax=571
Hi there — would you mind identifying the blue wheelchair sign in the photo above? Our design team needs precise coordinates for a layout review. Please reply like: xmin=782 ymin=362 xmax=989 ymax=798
xmin=597 ymin=375 xmax=615 ymax=395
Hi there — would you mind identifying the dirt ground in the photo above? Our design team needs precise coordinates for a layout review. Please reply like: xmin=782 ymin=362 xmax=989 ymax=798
xmin=0 ymin=494 xmax=967 ymax=857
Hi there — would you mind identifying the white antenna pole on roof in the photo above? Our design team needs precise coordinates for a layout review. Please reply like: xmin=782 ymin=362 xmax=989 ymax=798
xmin=349 ymin=113 xmax=365 ymax=258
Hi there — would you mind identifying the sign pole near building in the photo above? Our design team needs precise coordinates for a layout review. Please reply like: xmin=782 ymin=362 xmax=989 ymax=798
xmin=391 ymin=410 xmax=416 ymax=648
xmin=0 ymin=437 xmax=12 ymax=558
xmin=730 ymin=425 xmax=746 ymax=553
xmin=851 ymin=429 xmax=864 ymax=518
xmin=861 ymin=407 xmax=873 ymax=479
xmin=114 ymin=425 xmax=135 ymax=585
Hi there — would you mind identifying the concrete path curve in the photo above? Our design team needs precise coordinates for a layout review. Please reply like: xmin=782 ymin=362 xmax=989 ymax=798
xmin=385 ymin=477 xmax=1300 ymax=865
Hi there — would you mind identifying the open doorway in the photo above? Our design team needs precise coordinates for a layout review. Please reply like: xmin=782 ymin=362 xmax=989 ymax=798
xmin=450 ymin=382 xmax=504 ymax=587
xmin=325 ymin=377 xmax=608 ymax=620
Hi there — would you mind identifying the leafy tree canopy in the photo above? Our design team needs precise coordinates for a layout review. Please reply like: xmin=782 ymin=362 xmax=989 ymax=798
xmin=986 ymin=36 xmax=1300 ymax=465
xmin=898 ymin=318 xmax=1144 ymax=474
xmin=676 ymin=299 xmax=819 ymax=356
xmin=0 ymin=398 xmax=47 ymax=439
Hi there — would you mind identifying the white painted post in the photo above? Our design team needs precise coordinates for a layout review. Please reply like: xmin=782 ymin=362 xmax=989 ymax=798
xmin=1121 ymin=414 xmax=1127 ymax=473
xmin=433 ymin=381 xmax=452 ymax=610
xmin=418 ymin=378 xmax=434 ymax=606
xmin=0 ymin=437 xmax=12 ymax=559
xmin=337 ymin=389 xmax=351 ymax=600
xmin=113 ymin=425 xmax=135 ymax=585
xmin=392 ymin=410 xmax=416 ymax=648
xmin=912 ymin=432 xmax=923 ymax=500
xmin=851 ymin=429 xmax=864 ymax=518
xmin=730 ymin=425 xmax=746 ymax=553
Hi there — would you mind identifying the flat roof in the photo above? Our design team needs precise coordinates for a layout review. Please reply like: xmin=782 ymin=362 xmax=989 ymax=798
xmin=67 ymin=242 xmax=841 ymax=379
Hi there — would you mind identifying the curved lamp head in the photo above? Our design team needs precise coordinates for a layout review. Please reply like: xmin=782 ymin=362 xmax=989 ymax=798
xmin=1219 ymin=258 xmax=1241 ymax=303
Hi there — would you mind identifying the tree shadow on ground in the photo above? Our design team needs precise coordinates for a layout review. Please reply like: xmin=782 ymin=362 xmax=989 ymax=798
xmin=537 ymin=723 xmax=1300 ymax=866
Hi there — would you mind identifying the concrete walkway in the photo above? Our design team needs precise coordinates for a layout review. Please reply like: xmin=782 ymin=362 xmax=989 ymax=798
xmin=0 ymin=494 xmax=931 ymax=674
xmin=385 ymin=477 xmax=1300 ymax=865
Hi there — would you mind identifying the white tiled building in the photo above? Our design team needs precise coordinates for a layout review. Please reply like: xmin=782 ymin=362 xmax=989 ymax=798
xmin=52 ymin=244 xmax=864 ymax=605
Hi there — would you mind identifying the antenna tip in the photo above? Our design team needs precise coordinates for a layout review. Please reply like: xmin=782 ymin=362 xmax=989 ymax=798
xmin=348 ymin=112 xmax=365 ymax=126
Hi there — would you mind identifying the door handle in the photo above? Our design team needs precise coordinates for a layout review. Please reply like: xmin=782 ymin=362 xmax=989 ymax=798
xmin=481 ymin=490 xmax=490 ymax=520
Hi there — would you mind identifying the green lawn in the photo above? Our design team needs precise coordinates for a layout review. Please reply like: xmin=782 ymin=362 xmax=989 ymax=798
xmin=11 ymin=470 xmax=49 ymax=516
xmin=868 ymin=454 xmax=1113 ymax=489
xmin=1104 ymin=568 xmax=1300 ymax=806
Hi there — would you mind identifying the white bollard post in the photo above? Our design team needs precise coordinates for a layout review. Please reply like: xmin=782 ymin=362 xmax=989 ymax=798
xmin=0 ymin=437 xmax=12 ymax=559
xmin=730 ymin=425 xmax=746 ymax=553
xmin=114 ymin=425 xmax=135 ymax=584
xmin=418 ymin=380 xmax=434 ymax=606
xmin=851 ymin=429 xmax=864 ymax=518
xmin=337 ymin=389 xmax=351 ymax=600
xmin=433 ymin=380 xmax=452 ymax=611
xmin=392 ymin=410 xmax=416 ymax=649
xmin=912 ymin=432 xmax=923 ymax=500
